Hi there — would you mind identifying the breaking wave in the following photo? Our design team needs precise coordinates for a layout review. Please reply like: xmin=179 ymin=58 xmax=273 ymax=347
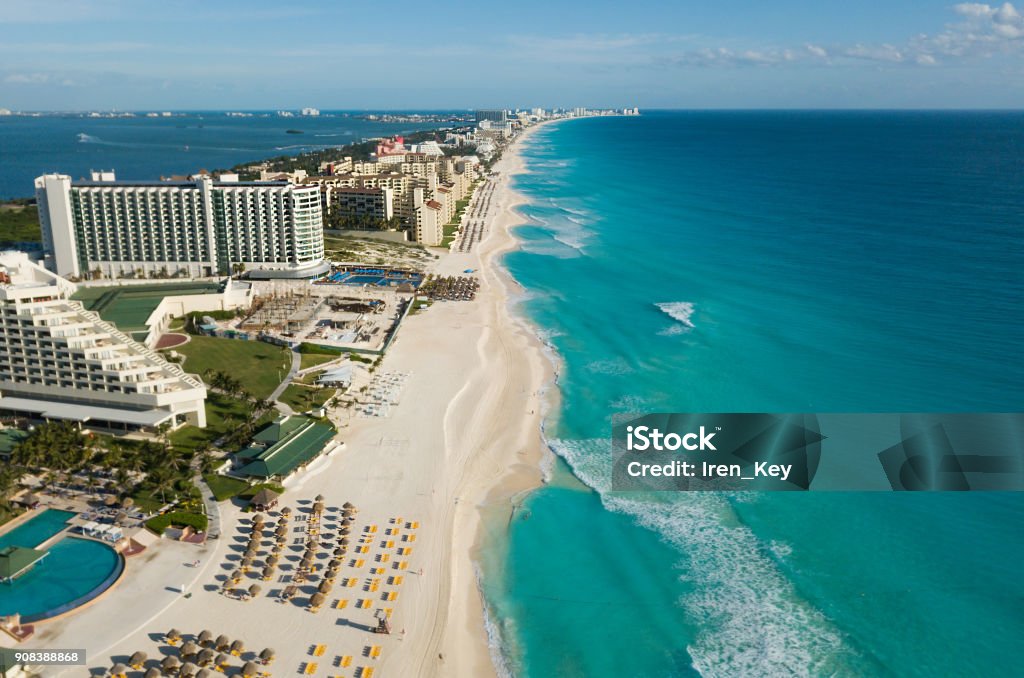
xmin=656 ymin=301 xmax=696 ymax=335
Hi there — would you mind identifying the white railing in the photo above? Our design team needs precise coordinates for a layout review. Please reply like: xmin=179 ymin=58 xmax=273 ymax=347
xmin=74 ymin=304 xmax=205 ymax=390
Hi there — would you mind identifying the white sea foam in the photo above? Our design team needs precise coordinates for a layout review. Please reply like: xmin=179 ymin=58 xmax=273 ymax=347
xmin=476 ymin=563 xmax=518 ymax=678
xmin=656 ymin=301 xmax=696 ymax=335
xmin=585 ymin=357 xmax=634 ymax=376
xmin=77 ymin=133 xmax=99 ymax=143
xmin=546 ymin=438 xmax=857 ymax=677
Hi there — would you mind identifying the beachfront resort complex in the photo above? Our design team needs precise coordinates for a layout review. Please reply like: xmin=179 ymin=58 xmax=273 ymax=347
xmin=0 ymin=107 xmax=629 ymax=678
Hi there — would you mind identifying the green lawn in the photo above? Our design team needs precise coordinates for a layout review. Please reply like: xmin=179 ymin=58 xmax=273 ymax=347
xmin=300 ymin=352 xmax=338 ymax=370
xmin=279 ymin=384 xmax=336 ymax=412
xmin=0 ymin=204 xmax=41 ymax=243
xmin=203 ymin=474 xmax=250 ymax=501
xmin=174 ymin=335 xmax=290 ymax=399
xmin=168 ymin=392 xmax=276 ymax=456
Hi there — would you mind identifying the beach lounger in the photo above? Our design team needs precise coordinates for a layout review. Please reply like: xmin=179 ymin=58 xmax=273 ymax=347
xmin=386 ymin=591 xmax=398 ymax=601
xmin=369 ymin=646 xmax=381 ymax=659
xmin=339 ymin=656 xmax=352 ymax=668
xmin=314 ymin=645 xmax=326 ymax=657
xmin=355 ymin=559 xmax=365 ymax=568
xmin=304 ymin=663 xmax=317 ymax=674
xmin=359 ymin=599 xmax=372 ymax=609
xmin=384 ymin=540 xmax=395 ymax=548
xmin=335 ymin=599 xmax=348 ymax=609
xmin=379 ymin=554 xmax=390 ymax=562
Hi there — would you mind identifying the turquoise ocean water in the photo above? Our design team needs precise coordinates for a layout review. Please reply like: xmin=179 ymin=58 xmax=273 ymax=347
xmin=482 ymin=112 xmax=1024 ymax=677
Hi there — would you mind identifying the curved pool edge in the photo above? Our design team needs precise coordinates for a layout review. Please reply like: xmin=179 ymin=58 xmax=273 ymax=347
xmin=18 ymin=536 xmax=128 ymax=625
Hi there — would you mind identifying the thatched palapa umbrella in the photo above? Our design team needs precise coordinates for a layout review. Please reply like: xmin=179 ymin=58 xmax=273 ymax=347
xmin=180 ymin=662 xmax=198 ymax=678
xmin=340 ymin=537 xmax=350 ymax=546
xmin=129 ymin=651 xmax=147 ymax=668
xmin=281 ymin=506 xmax=292 ymax=515
xmin=196 ymin=669 xmax=212 ymax=678
xmin=317 ymin=580 xmax=332 ymax=594
xmin=229 ymin=570 xmax=242 ymax=583
xmin=110 ymin=663 xmax=128 ymax=677
xmin=197 ymin=648 xmax=215 ymax=666
xmin=230 ymin=639 xmax=245 ymax=655
xmin=258 ymin=648 xmax=275 ymax=664
xmin=241 ymin=661 xmax=258 ymax=678
xmin=161 ymin=656 xmax=180 ymax=673
xmin=333 ymin=547 xmax=345 ymax=557
xmin=275 ymin=525 xmax=288 ymax=537
xmin=166 ymin=628 xmax=182 ymax=642
xmin=309 ymin=592 xmax=325 ymax=609
xmin=313 ymin=501 xmax=325 ymax=513
xmin=145 ymin=667 xmax=161 ymax=678
xmin=342 ymin=501 xmax=355 ymax=510
xmin=262 ymin=565 xmax=274 ymax=579
xmin=240 ymin=555 xmax=253 ymax=568
xmin=267 ymin=554 xmax=279 ymax=567
xmin=215 ymin=635 xmax=230 ymax=651
xmin=214 ymin=653 xmax=229 ymax=668
xmin=252 ymin=513 xmax=265 ymax=525
xmin=197 ymin=630 xmax=213 ymax=646
xmin=180 ymin=640 xmax=200 ymax=658
xmin=248 ymin=583 xmax=261 ymax=598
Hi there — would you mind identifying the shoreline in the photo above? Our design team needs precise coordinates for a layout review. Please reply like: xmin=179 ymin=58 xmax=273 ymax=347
xmin=436 ymin=117 xmax=570 ymax=676
xmin=8 ymin=117 xmax=574 ymax=678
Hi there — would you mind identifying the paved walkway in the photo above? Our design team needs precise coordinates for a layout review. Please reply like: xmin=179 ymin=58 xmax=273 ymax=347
xmin=193 ymin=474 xmax=221 ymax=539
xmin=268 ymin=348 xmax=302 ymax=415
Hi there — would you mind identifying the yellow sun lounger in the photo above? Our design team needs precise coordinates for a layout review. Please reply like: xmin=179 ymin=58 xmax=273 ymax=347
xmin=335 ymin=599 xmax=348 ymax=609
xmin=379 ymin=554 xmax=390 ymax=562
xmin=398 ymin=547 xmax=412 ymax=556
xmin=359 ymin=668 xmax=374 ymax=678
xmin=396 ymin=561 xmax=409 ymax=570
xmin=383 ymin=540 xmax=395 ymax=548
xmin=369 ymin=646 xmax=382 ymax=659
xmin=393 ymin=516 xmax=403 ymax=524
xmin=304 ymin=663 xmax=318 ymax=674
xmin=385 ymin=591 xmax=398 ymax=601
xmin=355 ymin=559 xmax=365 ymax=568
xmin=339 ymin=656 xmax=352 ymax=668
xmin=389 ymin=575 xmax=404 ymax=585
xmin=356 ymin=545 xmax=368 ymax=554
xmin=314 ymin=645 xmax=326 ymax=657
xmin=369 ymin=583 xmax=379 ymax=592
xmin=383 ymin=607 xmax=393 ymax=619
xmin=359 ymin=599 xmax=373 ymax=609
xmin=372 ymin=567 xmax=386 ymax=574
xmin=367 ymin=525 xmax=378 ymax=533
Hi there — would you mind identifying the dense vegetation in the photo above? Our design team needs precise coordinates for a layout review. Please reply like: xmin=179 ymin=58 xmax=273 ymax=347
xmin=0 ymin=202 xmax=41 ymax=243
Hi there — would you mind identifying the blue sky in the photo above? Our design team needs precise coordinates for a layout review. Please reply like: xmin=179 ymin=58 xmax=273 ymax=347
xmin=2 ymin=0 xmax=1023 ymax=109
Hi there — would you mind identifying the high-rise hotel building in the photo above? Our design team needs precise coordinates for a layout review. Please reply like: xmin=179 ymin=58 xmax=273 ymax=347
xmin=0 ymin=251 xmax=207 ymax=431
xmin=35 ymin=172 xmax=329 ymax=280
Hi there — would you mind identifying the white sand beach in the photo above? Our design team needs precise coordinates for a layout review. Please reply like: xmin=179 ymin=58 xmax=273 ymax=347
xmin=23 ymin=122 xmax=557 ymax=678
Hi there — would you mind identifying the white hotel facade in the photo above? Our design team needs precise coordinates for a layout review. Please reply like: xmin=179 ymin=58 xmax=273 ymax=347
xmin=0 ymin=252 xmax=207 ymax=431
xmin=35 ymin=172 xmax=329 ymax=280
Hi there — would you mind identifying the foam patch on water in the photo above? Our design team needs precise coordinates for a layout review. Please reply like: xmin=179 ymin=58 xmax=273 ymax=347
xmin=585 ymin=358 xmax=634 ymax=376
xmin=656 ymin=301 xmax=696 ymax=335
xmin=547 ymin=438 xmax=858 ymax=677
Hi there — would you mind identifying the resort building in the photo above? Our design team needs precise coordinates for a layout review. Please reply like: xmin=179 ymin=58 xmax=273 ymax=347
xmin=323 ymin=186 xmax=394 ymax=222
xmin=0 ymin=251 xmax=208 ymax=431
xmin=475 ymin=109 xmax=508 ymax=123
xmin=413 ymin=194 xmax=444 ymax=246
xmin=34 ymin=172 xmax=328 ymax=280
xmin=232 ymin=414 xmax=339 ymax=481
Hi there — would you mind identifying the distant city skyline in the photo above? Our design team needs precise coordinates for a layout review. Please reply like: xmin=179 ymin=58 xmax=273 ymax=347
xmin=2 ymin=1 xmax=1024 ymax=110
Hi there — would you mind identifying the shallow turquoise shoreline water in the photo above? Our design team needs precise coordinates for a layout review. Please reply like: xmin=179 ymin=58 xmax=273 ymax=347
xmin=482 ymin=111 xmax=1024 ymax=677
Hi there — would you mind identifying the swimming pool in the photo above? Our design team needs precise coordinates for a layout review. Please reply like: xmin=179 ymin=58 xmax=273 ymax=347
xmin=0 ymin=510 xmax=123 ymax=621
xmin=0 ymin=509 xmax=75 ymax=549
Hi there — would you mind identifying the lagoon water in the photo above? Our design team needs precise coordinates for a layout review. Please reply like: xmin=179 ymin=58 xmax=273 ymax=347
xmin=0 ymin=112 xmax=453 ymax=199
xmin=485 ymin=112 xmax=1024 ymax=676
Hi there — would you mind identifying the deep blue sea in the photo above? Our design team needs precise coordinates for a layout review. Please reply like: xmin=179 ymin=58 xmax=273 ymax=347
xmin=0 ymin=111 xmax=455 ymax=199
xmin=482 ymin=112 xmax=1024 ymax=677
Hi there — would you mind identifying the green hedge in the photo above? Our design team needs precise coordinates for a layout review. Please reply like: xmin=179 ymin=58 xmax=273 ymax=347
xmin=146 ymin=511 xmax=209 ymax=535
